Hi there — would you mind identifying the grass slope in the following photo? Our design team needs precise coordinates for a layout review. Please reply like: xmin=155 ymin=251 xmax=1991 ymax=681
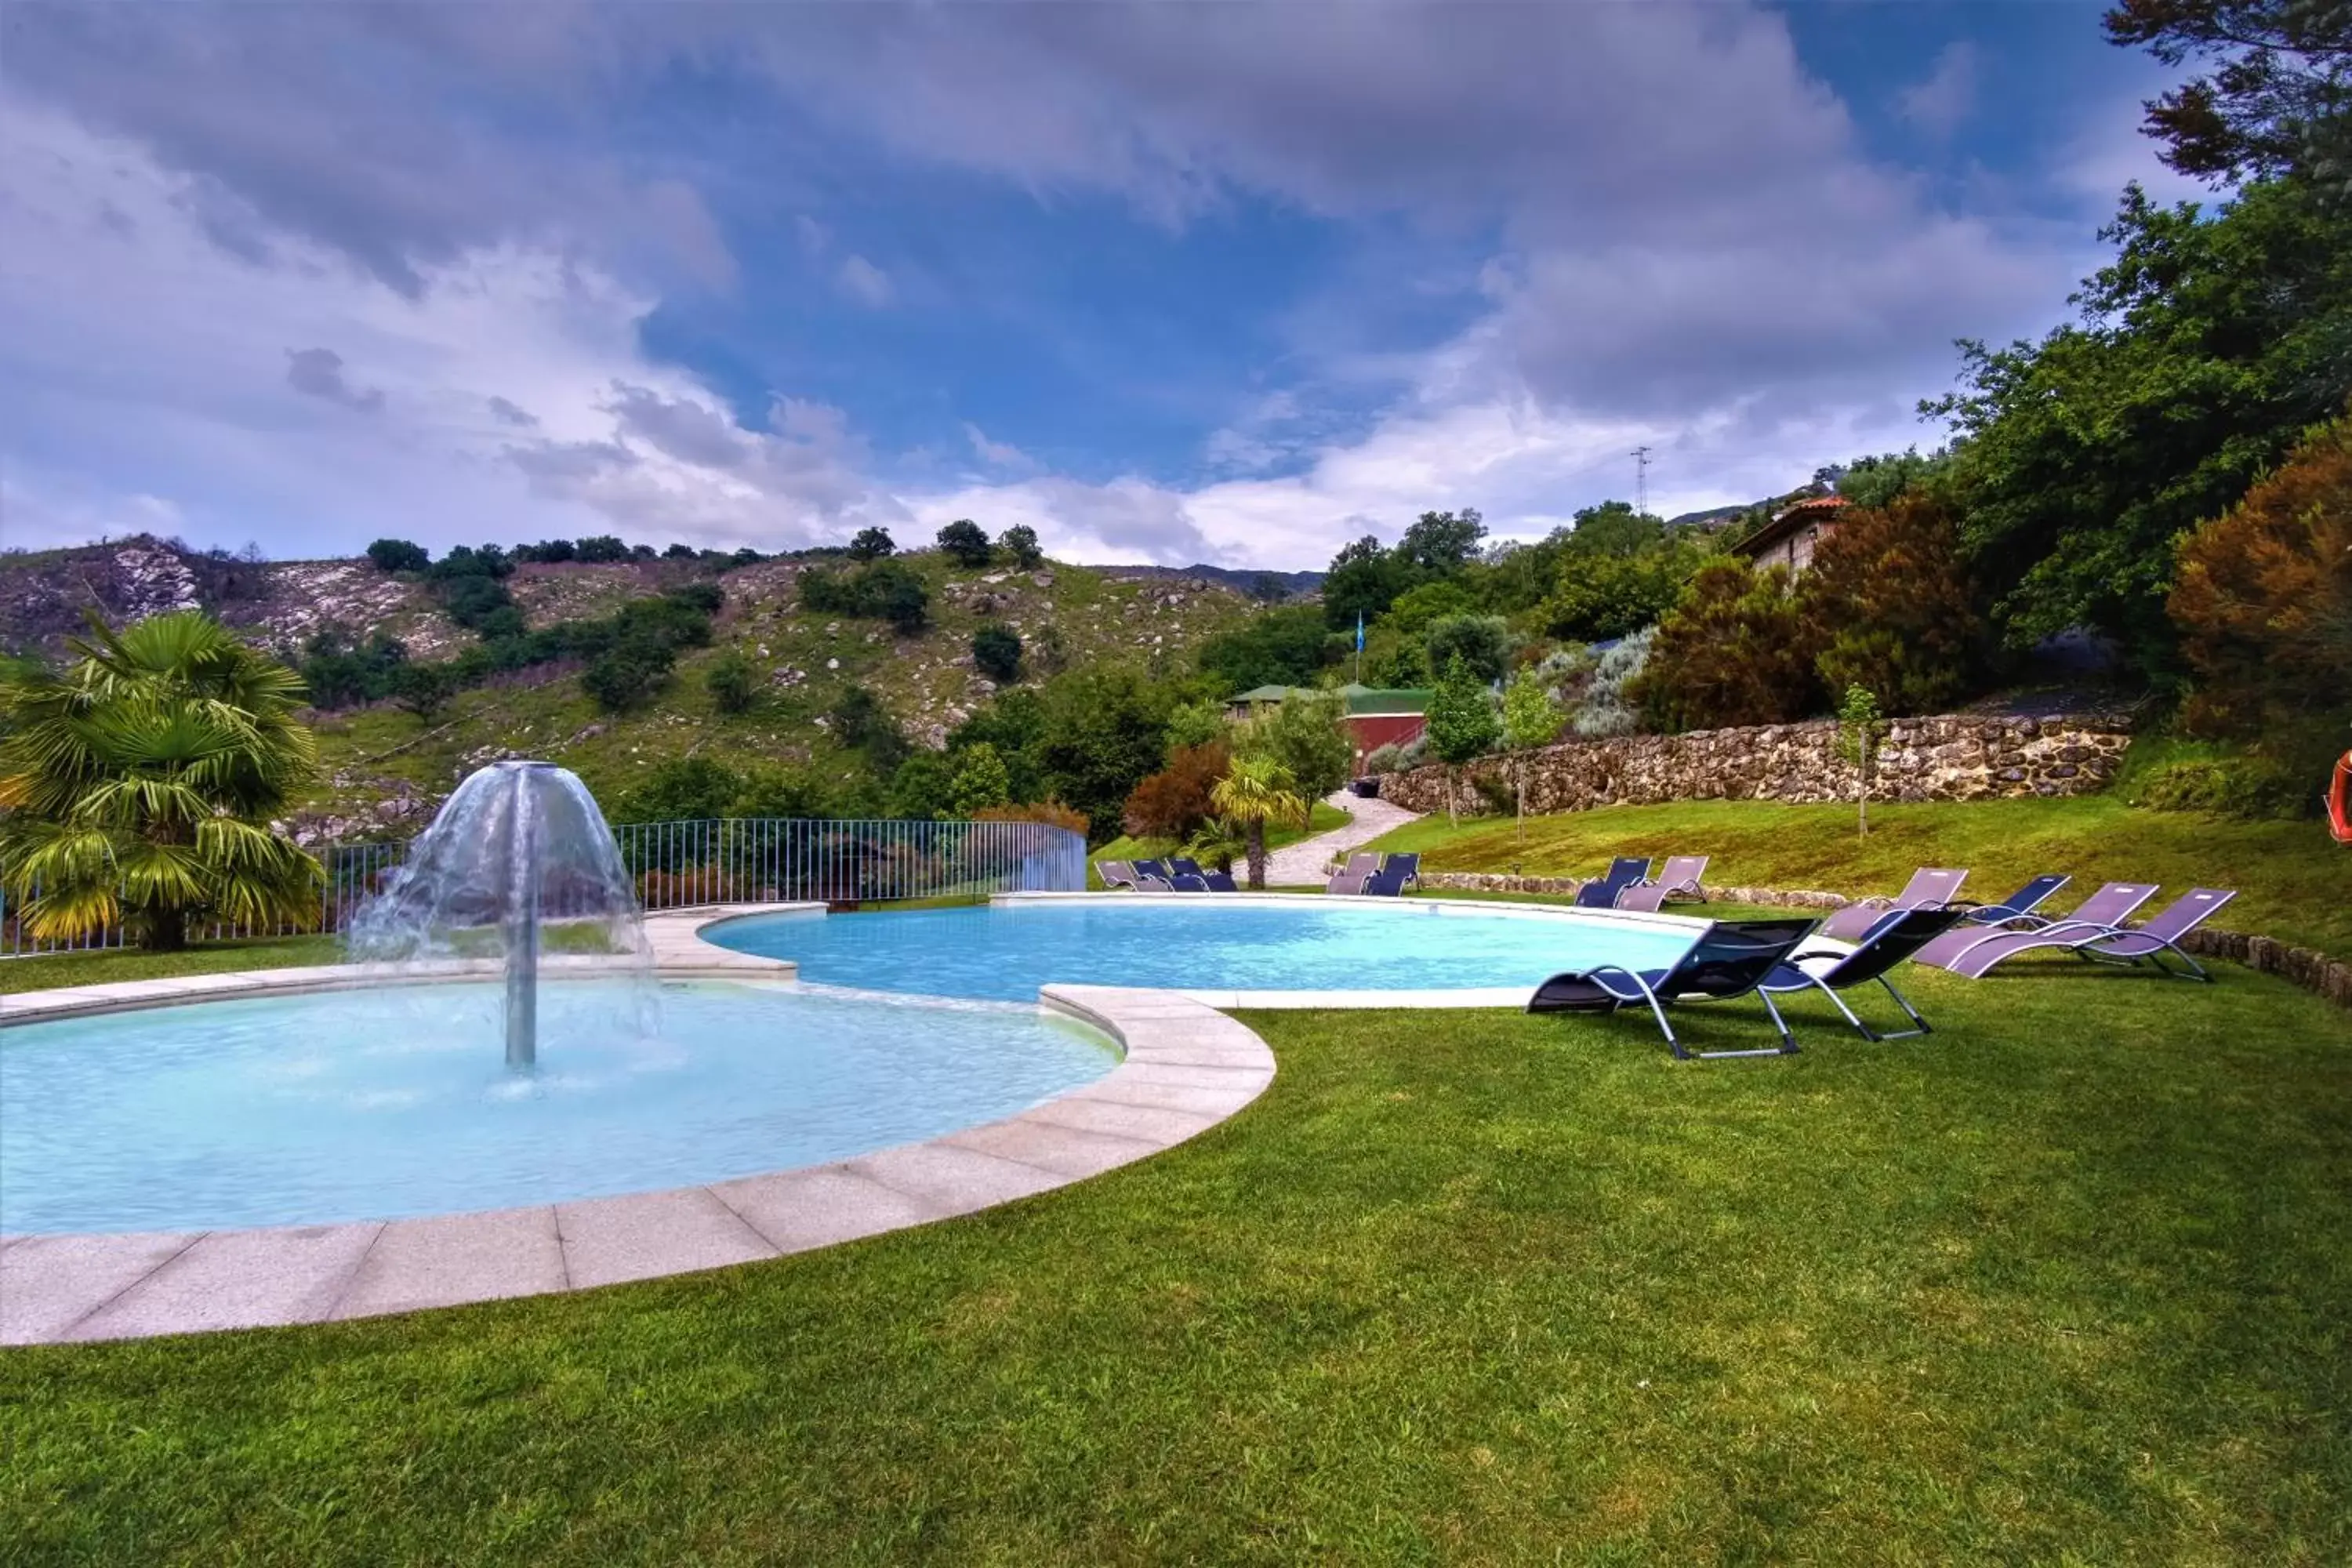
xmin=307 ymin=556 xmax=1258 ymax=815
xmin=5 ymin=965 xmax=2348 ymax=1563
xmin=0 ymin=936 xmax=339 ymax=995
xmin=1362 ymin=796 xmax=2352 ymax=960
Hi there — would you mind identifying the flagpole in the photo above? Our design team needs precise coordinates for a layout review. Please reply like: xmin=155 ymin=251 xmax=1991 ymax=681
xmin=1354 ymin=611 xmax=1363 ymax=684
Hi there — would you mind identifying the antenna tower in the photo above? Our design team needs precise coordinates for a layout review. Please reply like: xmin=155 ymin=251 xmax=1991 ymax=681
xmin=1631 ymin=445 xmax=1653 ymax=517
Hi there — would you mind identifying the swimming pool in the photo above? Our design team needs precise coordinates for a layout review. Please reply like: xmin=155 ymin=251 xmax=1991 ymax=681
xmin=705 ymin=897 xmax=1703 ymax=1002
xmin=0 ymin=979 xmax=1116 ymax=1235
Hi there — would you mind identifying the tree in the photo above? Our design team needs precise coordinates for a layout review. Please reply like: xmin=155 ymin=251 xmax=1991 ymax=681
xmin=1632 ymin=562 xmax=1819 ymax=731
xmin=1501 ymin=667 xmax=1565 ymax=851
xmin=389 ymin=661 xmax=456 ymax=724
xmin=1036 ymin=667 xmax=1174 ymax=844
xmin=1797 ymin=495 xmax=1984 ymax=715
xmin=1425 ymin=654 xmax=1501 ymax=825
xmin=847 ymin=526 xmax=896 ymax=561
xmin=1562 ymin=499 xmax=1664 ymax=558
xmin=582 ymin=637 xmax=675 ymax=713
xmin=1424 ymin=614 xmax=1512 ymax=684
xmin=1321 ymin=535 xmax=1411 ymax=629
xmin=1122 ymin=740 xmax=1231 ymax=840
xmin=1197 ymin=604 xmax=1330 ymax=691
xmin=997 ymin=524 xmax=1044 ymax=568
xmin=937 ymin=518 xmax=993 ymax=567
xmin=1835 ymin=448 xmax=1948 ymax=510
xmin=0 ymin=610 xmax=324 ymax=951
xmin=2169 ymin=408 xmax=2352 ymax=787
xmin=1164 ymin=698 xmax=1226 ymax=748
xmin=1926 ymin=177 xmax=2352 ymax=675
xmin=706 ymin=650 xmax=757 ymax=715
xmin=1209 ymin=754 xmax=1305 ymax=890
xmin=1543 ymin=536 xmax=1715 ymax=642
xmin=971 ymin=624 xmax=1023 ymax=683
xmin=366 ymin=538 xmax=430 ymax=573
xmin=949 ymin=742 xmax=1013 ymax=816
xmin=1234 ymin=688 xmax=1352 ymax=809
xmin=1382 ymin=579 xmax=1478 ymax=640
xmin=2104 ymin=0 xmax=2352 ymax=187
xmin=1396 ymin=508 xmax=1487 ymax=574
xmin=887 ymin=751 xmax=956 ymax=820
xmin=1833 ymin=684 xmax=1886 ymax=837
xmin=828 ymin=684 xmax=907 ymax=770
xmin=575 ymin=535 xmax=630 ymax=564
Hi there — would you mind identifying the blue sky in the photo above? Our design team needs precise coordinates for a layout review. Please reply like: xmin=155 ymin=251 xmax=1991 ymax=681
xmin=0 ymin=2 xmax=2198 ymax=568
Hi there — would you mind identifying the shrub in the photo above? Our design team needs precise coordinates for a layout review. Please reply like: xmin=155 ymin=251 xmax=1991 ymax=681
xmin=997 ymin=524 xmax=1043 ymax=568
xmin=517 ymin=539 xmax=576 ymax=564
xmin=582 ymin=636 xmax=675 ymax=712
xmin=2126 ymin=752 xmax=2307 ymax=818
xmin=800 ymin=559 xmax=928 ymax=633
xmin=828 ymin=684 xmax=907 ymax=769
xmin=1122 ymin=741 xmax=1232 ymax=840
xmin=1633 ymin=564 xmax=1817 ymax=731
xmin=972 ymin=624 xmax=1022 ymax=683
xmin=1472 ymin=771 xmax=1517 ymax=815
xmin=575 ymin=535 xmax=630 ymax=564
xmin=1365 ymin=735 xmax=1428 ymax=775
xmin=706 ymin=650 xmax=757 ymax=715
xmin=1542 ymin=538 xmax=1711 ymax=642
xmin=847 ymin=526 xmax=895 ymax=561
xmin=887 ymin=752 xmax=956 ymax=819
xmin=1233 ymin=688 xmax=1352 ymax=803
xmin=1798 ymin=495 xmax=1983 ymax=716
xmin=937 ymin=518 xmax=993 ymax=567
xmin=1424 ymin=614 xmax=1512 ymax=684
xmin=974 ymin=799 xmax=1088 ymax=836
xmin=366 ymin=538 xmax=430 ymax=573
xmin=1164 ymin=698 xmax=1225 ymax=749
xmin=1572 ymin=630 xmax=1650 ymax=737
xmin=2169 ymin=412 xmax=2352 ymax=790
xmin=611 ymin=757 xmax=745 ymax=823
xmin=389 ymin=661 xmax=456 ymax=724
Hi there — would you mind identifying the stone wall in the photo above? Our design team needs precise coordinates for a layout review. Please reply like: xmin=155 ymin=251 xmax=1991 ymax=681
xmin=1378 ymin=712 xmax=2134 ymax=818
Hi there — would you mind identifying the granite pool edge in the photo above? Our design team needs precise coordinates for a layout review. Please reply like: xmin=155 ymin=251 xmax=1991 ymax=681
xmin=0 ymin=907 xmax=1275 ymax=1346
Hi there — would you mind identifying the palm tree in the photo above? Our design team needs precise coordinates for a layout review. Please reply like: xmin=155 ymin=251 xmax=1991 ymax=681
xmin=0 ymin=610 xmax=325 ymax=951
xmin=1209 ymin=755 xmax=1305 ymax=891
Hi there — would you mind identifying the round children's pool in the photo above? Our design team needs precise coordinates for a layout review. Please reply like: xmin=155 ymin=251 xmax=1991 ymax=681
xmin=705 ymin=898 xmax=1702 ymax=1002
xmin=0 ymin=979 xmax=1116 ymax=1236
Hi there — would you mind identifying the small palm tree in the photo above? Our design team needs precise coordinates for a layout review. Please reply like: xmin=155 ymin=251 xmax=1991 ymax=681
xmin=1182 ymin=815 xmax=1248 ymax=874
xmin=0 ymin=610 xmax=325 ymax=951
xmin=1209 ymin=755 xmax=1305 ymax=891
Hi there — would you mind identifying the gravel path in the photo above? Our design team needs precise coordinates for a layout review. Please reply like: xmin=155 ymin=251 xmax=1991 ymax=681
xmin=1261 ymin=789 xmax=1425 ymax=886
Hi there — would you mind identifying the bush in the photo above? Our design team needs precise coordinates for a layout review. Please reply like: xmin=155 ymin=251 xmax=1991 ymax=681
xmin=1798 ymin=495 xmax=1983 ymax=715
xmin=1121 ymin=741 xmax=1231 ymax=840
xmin=1472 ymin=771 xmax=1517 ymax=815
xmin=887 ymin=752 xmax=956 ymax=819
xmin=974 ymin=799 xmax=1088 ymax=836
xmin=575 ymin=535 xmax=630 ymax=564
xmin=366 ymin=538 xmax=430 ymax=573
xmin=972 ymin=624 xmax=1022 ymax=683
xmin=1234 ymin=688 xmax=1352 ymax=803
xmin=1573 ymin=630 xmax=1651 ymax=737
xmin=388 ymin=661 xmax=456 ymax=724
xmin=1424 ymin=615 xmax=1512 ymax=684
xmin=517 ymin=539 xmax=576 ymax=564
xmin=1633 ymin=564 xmax=1817 ymax=731
xmin=582 ymin=636 xmax=675 ymax=712
xmin=2126 ymin=752 xmax=2306 ymax=818
xmin=1164 ymin=699 xmax=1225 ymax=749
xmin=937 ymin=518 xmax=993 ymax=568
xmin=1541 ymin=539 xmax=1711 ymax=642
xmin=828 ymin=684 xmax=908 ymax=768
xmin=2169 ymin=412 xmax=2352 ymax=790
xmin=706 ymin=651 xmax=757 ymax=715
xmin=847 ymin=526 xmax=895 ymax=561
xmin=949 ymin=742 xmax=1013 ymax=816
xmin=997 ymin=524 xmax=1043 ymax=568
xmin=800 ymin=559 xmax=929 ymax=633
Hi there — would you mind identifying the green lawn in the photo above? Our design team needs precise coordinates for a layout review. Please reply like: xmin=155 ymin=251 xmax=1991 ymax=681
xmin=6 ymin=961 xmax=2350 ymax=1563
xmin=0 ymin=935 xmax=340 ymax=995
xmin=1363 ymin=796 xmax=2352 ymax=960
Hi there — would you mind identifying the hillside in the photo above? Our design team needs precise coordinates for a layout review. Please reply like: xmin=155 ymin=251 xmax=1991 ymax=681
xmin=0 ymin=536 xmax=1262 ymax=837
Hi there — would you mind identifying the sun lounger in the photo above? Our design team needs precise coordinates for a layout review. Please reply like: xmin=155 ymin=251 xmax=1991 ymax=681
xmin=1359 ymin=864 xmax=1411 ymax=896
xmin=1203 ymin=869 xmax=1239 ymax=892
xmin=1327 ymin=851 xmax=1378 ymax=895
xmin=1383 ymin=852 xmax=1421 ymax=888
xmin=1134 ymin=859 xmax=1171 ymax=884
xmin=1573 ymin=857 xmax=1652 ymax=909
xmin=1928 ymin=887 xmax=2235 ymax=982
xmin=1647 ymin=855 xmax=1708 ymax=901
xmin=1951 ymin=873 xmax=2070 ymax=927
xmin=1914 ymin=881 xmax=2155 ymax=971
xmin=1096 ymin=859 xmax=1138 ymax=890
xmin=1613 ymin=882 xmax=1671 ymax=913
xmin=1169 ymin=873 xmax=1211 ymax=891
xmin=1761 ymin=906 xmax=1969 ymax=1041
xmin=1168 ymin=858 xmax=1205 ymax=879
xmin=1817 ymin=867 xmax=1968 ymax=943
xmin=1526 ymin=916 xmax=1821 ymax=1058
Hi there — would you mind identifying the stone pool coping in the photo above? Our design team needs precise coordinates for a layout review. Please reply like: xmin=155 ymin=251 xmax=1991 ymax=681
xmin=0 ymin=906 xmax=1276 ymax=1345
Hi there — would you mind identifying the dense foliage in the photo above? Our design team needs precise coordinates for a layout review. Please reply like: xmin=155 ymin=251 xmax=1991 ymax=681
xmin=936 ymin=519 xmax=994 ymax=568
xmin=800 ymin=558 xmax=930 ymax=634
xmin=1120 ymin=740 xmax=1231 ymax=840
xmin=1197 ymin=604 xmax=1332 ymax=693
xmin=971 ymin=624 xmax=1022 ymax=684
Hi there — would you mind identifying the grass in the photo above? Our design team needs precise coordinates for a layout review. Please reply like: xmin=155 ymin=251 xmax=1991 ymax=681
xmin=5 ymin=960 xmax=2349 ymax=1563
xmin=1361 ymin=795 xmax=2352 ymax=960
xmin=0 ymin=935 xmax=339 ymax=995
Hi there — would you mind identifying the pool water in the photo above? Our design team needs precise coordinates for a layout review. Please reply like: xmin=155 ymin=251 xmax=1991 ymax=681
xmin=709 ymin=901 xmax=1701 ymax=1001
xmin=0 ymin=981 xmax=1115 ymax=1235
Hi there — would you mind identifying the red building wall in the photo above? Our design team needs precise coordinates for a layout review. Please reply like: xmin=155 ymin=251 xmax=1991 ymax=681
xmin=1345 ymin=713 xmax=1426 ymax=770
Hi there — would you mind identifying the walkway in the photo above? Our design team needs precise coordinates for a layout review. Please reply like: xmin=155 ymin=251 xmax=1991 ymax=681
xmin=1262 ymin=789 xmax=1423 ymax=887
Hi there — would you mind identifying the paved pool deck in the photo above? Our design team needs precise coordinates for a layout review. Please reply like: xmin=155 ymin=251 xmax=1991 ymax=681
xmin=0 ymin=906 xmax=1276 ymax=1346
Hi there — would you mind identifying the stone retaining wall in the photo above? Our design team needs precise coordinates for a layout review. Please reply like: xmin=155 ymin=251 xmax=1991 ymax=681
xmin=1379 ymin=712 xmax=2134 ymax=818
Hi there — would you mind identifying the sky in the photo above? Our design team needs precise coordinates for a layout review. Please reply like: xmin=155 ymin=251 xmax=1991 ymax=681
xmin=0 ymin=1 xmax=2204 ymax=570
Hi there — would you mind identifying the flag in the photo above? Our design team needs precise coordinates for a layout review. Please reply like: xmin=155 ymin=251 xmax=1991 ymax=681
xmin=1355 ymin=611 xmax=1364 ymax=652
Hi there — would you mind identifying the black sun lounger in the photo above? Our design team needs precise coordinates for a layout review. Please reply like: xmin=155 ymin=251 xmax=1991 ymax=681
xmin=1760 ymin=906 xmax=1969 ymax=1042
xmin=1526 ymin=916 xmax=1820 ymax=1059
xmin=1573 ymin=857 xmax=1652 ymax=909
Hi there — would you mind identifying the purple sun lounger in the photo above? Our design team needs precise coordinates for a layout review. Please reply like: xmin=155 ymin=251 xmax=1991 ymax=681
xmin=1526 ymin=916 xmax=1821 ymax=1059
xmin=1913 ymin=881 xmax=2157 ymax=972
xmin=1327 ymin=851 xmax=1378 ymax=895
xmin=1817 ymin=867 xmax=1968 ymax=943
xmin=1926 ymin=887 xmax=2236 ymax=982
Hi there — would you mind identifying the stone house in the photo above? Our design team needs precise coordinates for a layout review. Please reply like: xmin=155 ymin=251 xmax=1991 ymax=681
xmin=1733 ymin=494 xmax=1850 ymax=575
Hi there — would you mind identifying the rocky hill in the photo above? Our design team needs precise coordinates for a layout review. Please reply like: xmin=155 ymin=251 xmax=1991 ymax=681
xmin=0 ymin=535 xmax=1261 ymax=838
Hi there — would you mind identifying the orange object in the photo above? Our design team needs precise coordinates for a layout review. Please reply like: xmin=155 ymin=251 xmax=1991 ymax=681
xmin=2332 ymin=752 xmax=2352 ymax=844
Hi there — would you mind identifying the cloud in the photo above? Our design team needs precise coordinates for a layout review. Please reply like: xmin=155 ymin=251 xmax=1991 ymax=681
xmin=964 ymin=423 xmax=1033 ymax=469
xmin=835 ymin=253 xmax=894 ymax=308
xmin=604 ymin=383 xmax=750 ymax=470
xmin=284 ymin=347 xmax=384 ymax=412
xmin=486 ymin=394 xmax=539 ymax=428
xmin=1898 ymin=42 xmax=1980 ymax=140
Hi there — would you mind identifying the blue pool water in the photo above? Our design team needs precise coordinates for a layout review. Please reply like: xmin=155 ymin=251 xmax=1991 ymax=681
xmin=0 ymin=981 xmax=1115 ymax=1235
xmin=708 ymin=901 xmax=1700 ymax=1001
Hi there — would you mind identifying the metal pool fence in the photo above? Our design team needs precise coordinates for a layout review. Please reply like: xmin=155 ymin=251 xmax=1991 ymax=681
xmin=0 ymin=816 xmax=1087 ymax=960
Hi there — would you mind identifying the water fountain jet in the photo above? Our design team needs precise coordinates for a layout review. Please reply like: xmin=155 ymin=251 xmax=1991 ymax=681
xmin=347 ymin=760 xmax=653 ymax=1069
